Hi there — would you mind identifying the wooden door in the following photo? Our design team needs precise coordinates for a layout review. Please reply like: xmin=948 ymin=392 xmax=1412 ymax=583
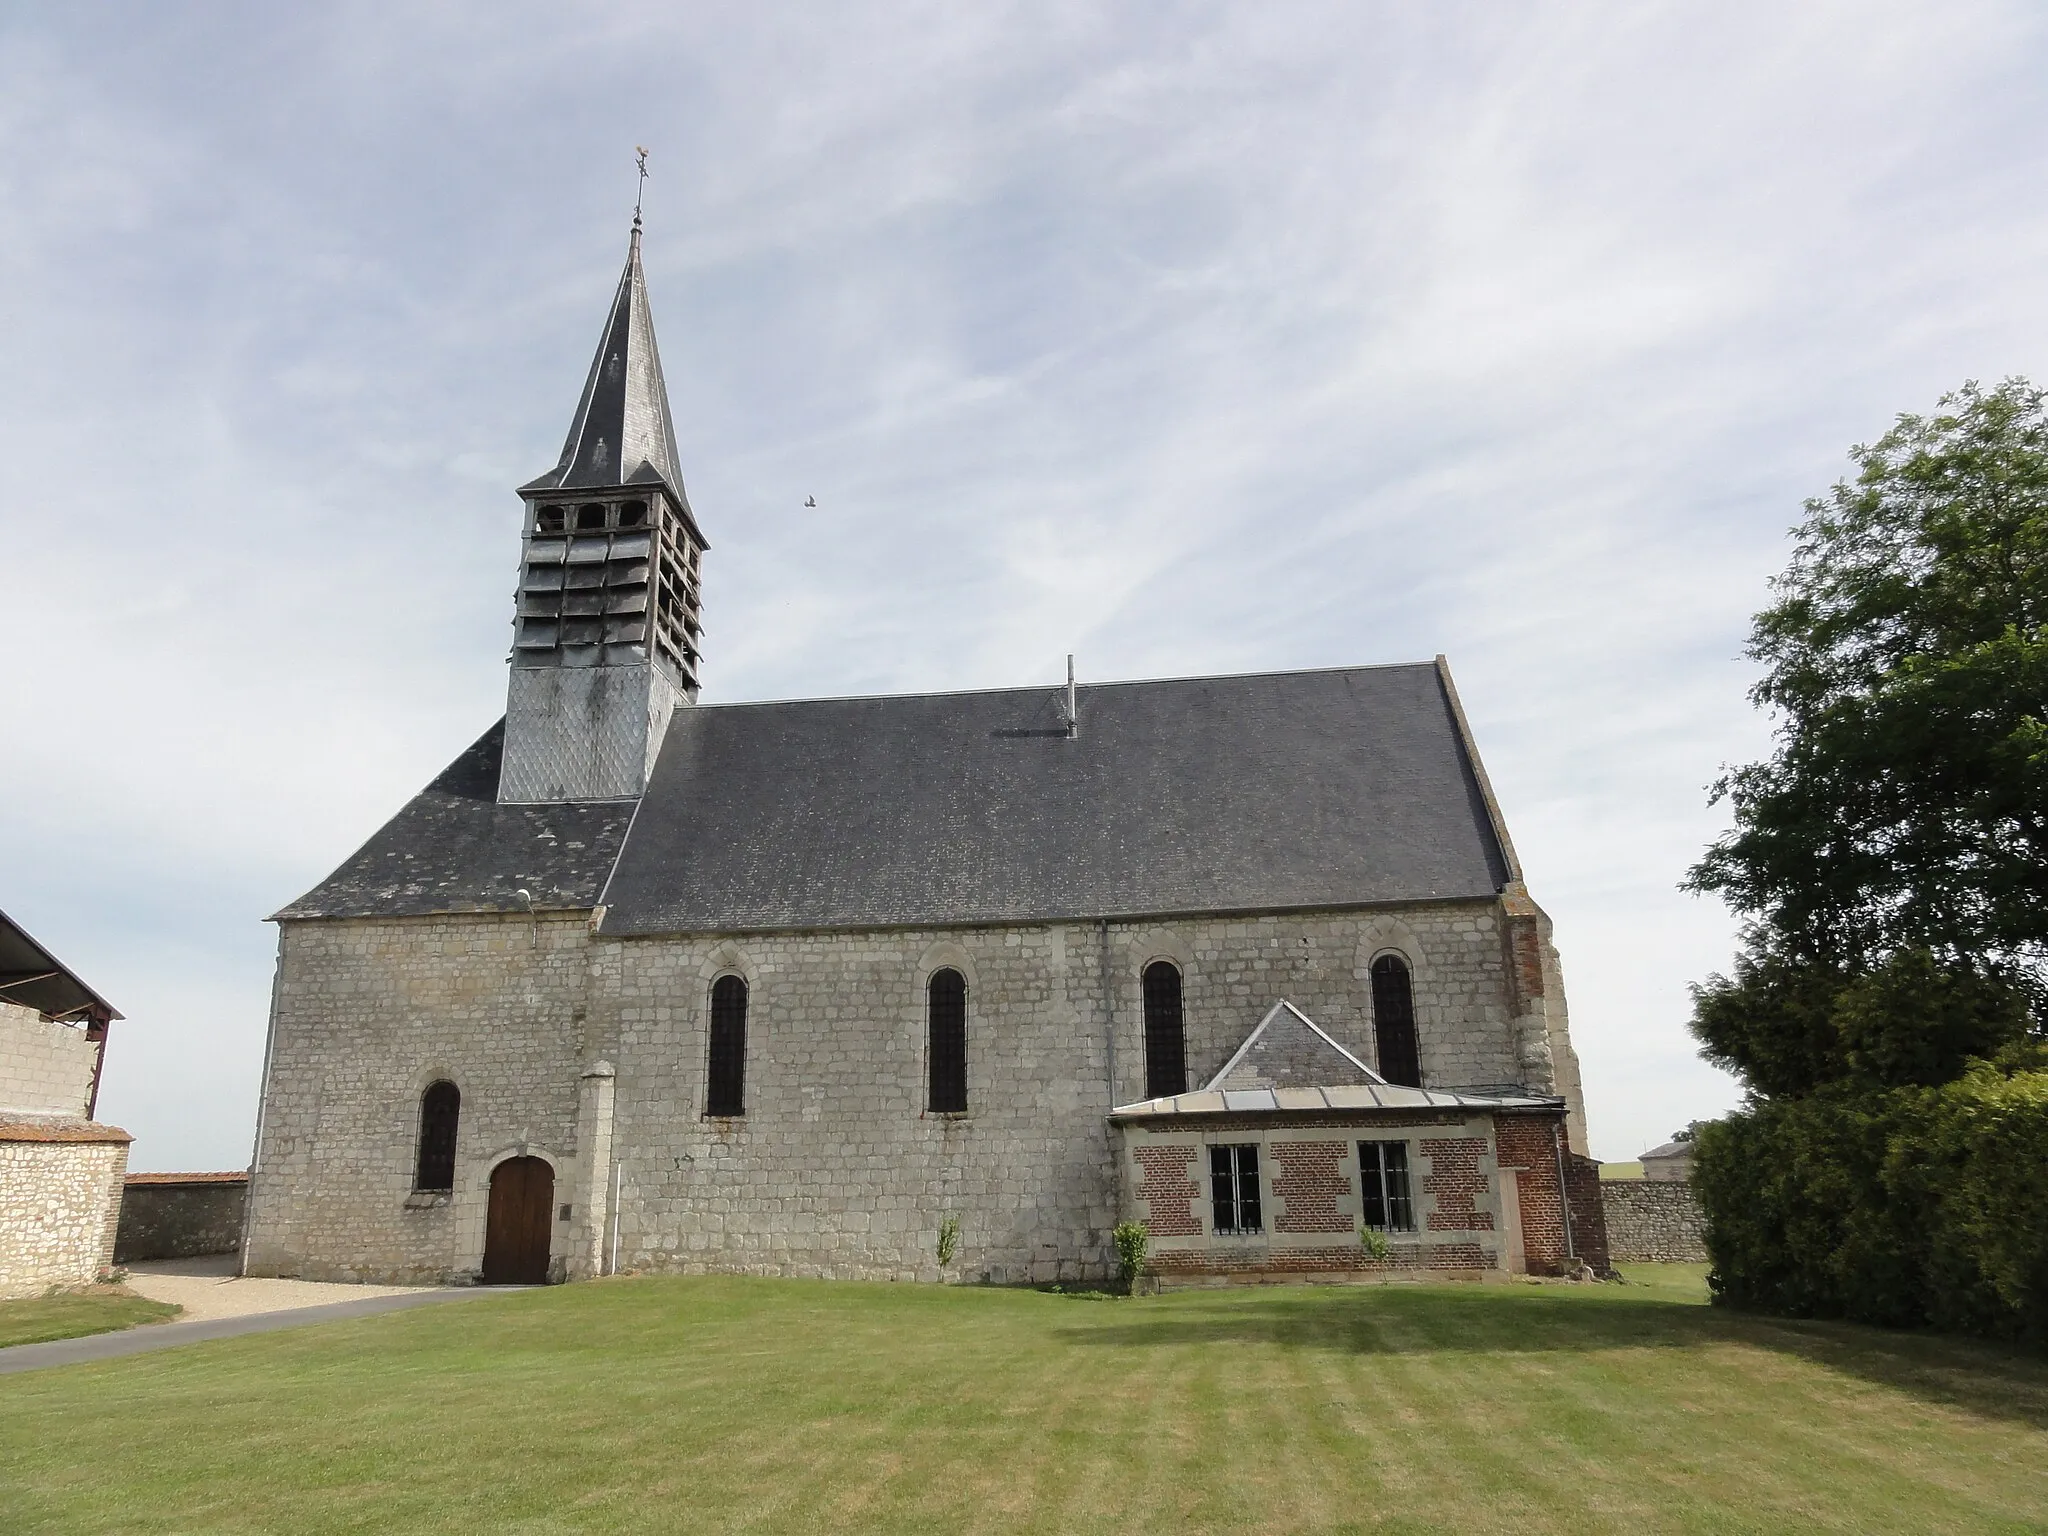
xmin=482 ymin=1156 xmax=554 ymax=1285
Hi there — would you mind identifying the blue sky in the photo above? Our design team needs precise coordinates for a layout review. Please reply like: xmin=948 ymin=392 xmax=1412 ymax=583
xmin=3 ymin=2 xmax=2044 ymax=1168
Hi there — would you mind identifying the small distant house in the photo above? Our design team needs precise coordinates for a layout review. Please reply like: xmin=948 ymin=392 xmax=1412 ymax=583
xmin=1639 ymin=1140 xmax=1695 ymax=1182
xmin=0 ymin=909 xmax=130 ymax=1298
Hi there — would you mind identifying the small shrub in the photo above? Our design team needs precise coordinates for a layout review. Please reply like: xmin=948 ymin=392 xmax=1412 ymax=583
xmin=1359 ymin=1226 xmax=1392 ymax=1262
xmin=1112 ymin=1220 xmax=1149 ymax=1294
xmin=936 ymin=1215 xmax=961 ymax=1268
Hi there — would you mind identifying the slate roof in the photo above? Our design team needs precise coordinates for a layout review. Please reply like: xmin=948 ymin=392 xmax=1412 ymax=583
xmin=279 ymin=661 xmax=1515 ymax=929
xmin=519 ymin=225 xmax=691 ymax=505
xmin=599 ymin=661 xmax=1511 ymax=934
xmin=1108 ymin=1083 xmax=1564 ymax=1120
xmin=274 ymin=723 xmax=636 ymax=920
xmin=1109 ymin=999 xmax=1563 ymax=1120
xmin=1206 ymin=1001 xmax=1388 ymax=1092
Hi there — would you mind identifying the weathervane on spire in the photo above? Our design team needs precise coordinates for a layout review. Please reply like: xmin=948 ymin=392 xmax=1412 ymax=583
xmin=634 ymin=145 xmax=650 ymax=227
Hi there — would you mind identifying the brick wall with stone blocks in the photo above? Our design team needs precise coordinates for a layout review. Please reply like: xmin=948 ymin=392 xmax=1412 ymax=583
xmin=0 ymin=1002 xmax=98 ymax=1117
xmin=1117 ymin=1112 xmax=1514 ymax=1281
xmin=1492 ymin=1113 xmax=1609 ymax=1275
xmin=0 ymin=1133 xmax=129 ymax=1298
xmin=1270 ymin=1141 xmax=1352 ymax=1234
xmin=246 ymin=895 xmax=1578 ymax=1286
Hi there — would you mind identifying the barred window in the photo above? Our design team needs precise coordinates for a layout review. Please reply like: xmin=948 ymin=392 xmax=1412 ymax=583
xmin=1358 ymin=1140 xmax=1415 ymax=1232
xmin=1142 ymin=961 xmax=1187 ymax=1099
xmin=414 ymin=1081 xmax=460 ymax=1191
xmin=928 ymin=968 xmax=968 ymax=1113
xmin=1371 ymin=955 xmax=1422 ymax=1087
xmin=706 ymin=975 xmax=747 ymax=1117
xmin=1209 ymin=1143 xmax=1263 ymax=1235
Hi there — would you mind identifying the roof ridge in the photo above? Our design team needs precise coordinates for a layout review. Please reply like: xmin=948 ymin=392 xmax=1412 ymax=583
xmin=691 ymin=659 xmax=1441 ymax=714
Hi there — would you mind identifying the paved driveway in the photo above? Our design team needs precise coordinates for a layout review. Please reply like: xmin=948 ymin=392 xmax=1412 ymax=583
xmin=0 ymin=1284 xmax=507 ymax=1375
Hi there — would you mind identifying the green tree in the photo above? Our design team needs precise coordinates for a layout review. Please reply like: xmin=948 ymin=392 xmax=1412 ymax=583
xmin=1686 ymin=379 xmax=2048 ymax=1090
xmin=1686 ymin=382 xmax=2048 ymax=1337
xmin=1688 ymin=378 xmax=2048 ymax=968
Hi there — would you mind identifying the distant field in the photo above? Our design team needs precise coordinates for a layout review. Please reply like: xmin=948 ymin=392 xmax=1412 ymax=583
xmin=4 ymin=1267 xmax=2044 ymax=1534
xmin=0 ymin=1291 xmax=178 ymax=1349
xmin=1599 ymin=1160 xmax=1645 ymax=1180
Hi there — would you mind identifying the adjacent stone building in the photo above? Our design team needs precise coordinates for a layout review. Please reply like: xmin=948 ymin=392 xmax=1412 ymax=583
xmin=244 ymin=219 xmax=1605 ymax=1289
xmin=0 ymin=910 xmax=129 ymax=1298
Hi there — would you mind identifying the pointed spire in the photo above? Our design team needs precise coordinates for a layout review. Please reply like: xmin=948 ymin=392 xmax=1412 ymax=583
xmin=522 ymin=226 xmax=687 ymax=497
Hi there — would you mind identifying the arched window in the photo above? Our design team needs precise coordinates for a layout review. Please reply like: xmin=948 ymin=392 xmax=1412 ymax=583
xmin=1142 ymin=961 xmax=1187 ymax=1099
xmin=1371 ymin=955 xmax=1422 ymax=1087
xmin=414 ymin=1080 xmax=460 ymax=1191
xmin=927 ymin=968 xmax=968 ymax=1113
xmin=706 ymin=975 xmax=748 ymax=1117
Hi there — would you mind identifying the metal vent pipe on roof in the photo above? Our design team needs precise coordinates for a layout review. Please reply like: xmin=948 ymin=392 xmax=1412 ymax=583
xmin=1066 ymin=655 xmax=1078 ymax=739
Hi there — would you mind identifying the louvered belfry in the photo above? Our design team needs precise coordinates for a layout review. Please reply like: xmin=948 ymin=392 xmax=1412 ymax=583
xmin=498 ymin=220 xmax=709 ymax=804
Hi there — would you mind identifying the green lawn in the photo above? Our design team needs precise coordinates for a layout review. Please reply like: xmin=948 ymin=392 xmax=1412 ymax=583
xmin=4 ymin=1270 xmax=2046 ymax=1534
xmin=1612 ymin=1262 xmax=1711 ymax=1303
xmin=0 ymin=1290 xmax=179 ymax=1349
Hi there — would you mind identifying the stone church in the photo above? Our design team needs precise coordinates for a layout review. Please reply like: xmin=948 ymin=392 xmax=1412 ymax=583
xmin=243 ymin=221 xmax=1607 ymax=1289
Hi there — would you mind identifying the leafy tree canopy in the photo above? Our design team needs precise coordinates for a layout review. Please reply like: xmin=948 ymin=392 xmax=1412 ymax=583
xmin=1687 ymin=379 xmax=2048 ymax=1094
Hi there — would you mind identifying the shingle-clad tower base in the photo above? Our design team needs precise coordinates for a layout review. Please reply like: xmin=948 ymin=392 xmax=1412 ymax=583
xmin=498 ymin=218 xmax=707 ymax=806
xmin=500 ymin=662 xmax=683 ymax=804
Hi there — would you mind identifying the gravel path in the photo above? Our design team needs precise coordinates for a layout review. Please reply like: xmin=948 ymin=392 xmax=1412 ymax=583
xmin=121 ymin=1254 xmax=434 ymax=1322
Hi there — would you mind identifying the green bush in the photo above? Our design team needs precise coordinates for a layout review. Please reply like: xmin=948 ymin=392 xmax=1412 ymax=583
xmin=1899 ymin=1067 xmax=2048 ymax=1340
xmin=1696 ymin=1068 xmax=2048 ymax=1341
xmin=1112 ymin=1221 xmax=1148 ymax=1294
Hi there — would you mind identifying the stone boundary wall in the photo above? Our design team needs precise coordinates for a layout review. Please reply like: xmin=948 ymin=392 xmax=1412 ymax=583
xmin=1601 ymin=1179 xmax=1708 ymax=1263
xmin=116 ymin=1173 xmax=249 ymax=1262
xmin=0 ymin=1119 xmax=130 ymax=1298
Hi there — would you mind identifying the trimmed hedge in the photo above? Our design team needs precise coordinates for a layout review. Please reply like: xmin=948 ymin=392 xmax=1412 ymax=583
xmin=1695 ymin=1068 xmax=2048 ymax=1342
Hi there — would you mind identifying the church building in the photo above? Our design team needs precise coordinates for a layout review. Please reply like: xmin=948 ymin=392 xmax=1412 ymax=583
xmin=243 ymin=220 xmax=1607 ymax=1288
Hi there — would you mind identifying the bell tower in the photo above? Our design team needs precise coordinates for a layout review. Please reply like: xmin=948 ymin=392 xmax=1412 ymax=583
xmin=498 ymin=219 xmax=707 ymax=804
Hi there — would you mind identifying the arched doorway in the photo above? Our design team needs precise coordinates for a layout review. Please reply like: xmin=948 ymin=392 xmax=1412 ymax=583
xmin=482 ymin=1156 xmax=554 ymax=1284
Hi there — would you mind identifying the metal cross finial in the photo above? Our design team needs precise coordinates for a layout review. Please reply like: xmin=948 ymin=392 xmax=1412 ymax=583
xmin=634 ymin=145 xmax=650 ymax=225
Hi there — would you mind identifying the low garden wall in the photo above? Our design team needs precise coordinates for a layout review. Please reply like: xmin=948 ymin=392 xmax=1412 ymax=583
xmin=0 ymin=1117 xmax=131 ymax=1297
xmin=115 ymin=1173 xmax=248 ymax=1262
xmin=1600 ymin=1179 xmax=1708 ymax=1263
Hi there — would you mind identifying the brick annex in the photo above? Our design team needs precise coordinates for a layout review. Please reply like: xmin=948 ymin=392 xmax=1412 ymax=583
xmin=244 ymin=221 xmax=1609 ymax=1290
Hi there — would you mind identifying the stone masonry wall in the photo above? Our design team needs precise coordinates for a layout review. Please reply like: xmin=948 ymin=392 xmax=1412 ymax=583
xmin=247 ymin=896 xmax=1558 ymax=1286
xmin=245 ymin=913 xmax=592 ymax=1283
xmin=0 ymin=1134 xmax=129 ymax=1298
xmin=1601 ymin=1179 xmax=1708 ymax=1263
xmin=116 ymin=1175 xmax=249 ymax=1262
xmin=0 ymin=1002 xmax=97 ymax=1117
